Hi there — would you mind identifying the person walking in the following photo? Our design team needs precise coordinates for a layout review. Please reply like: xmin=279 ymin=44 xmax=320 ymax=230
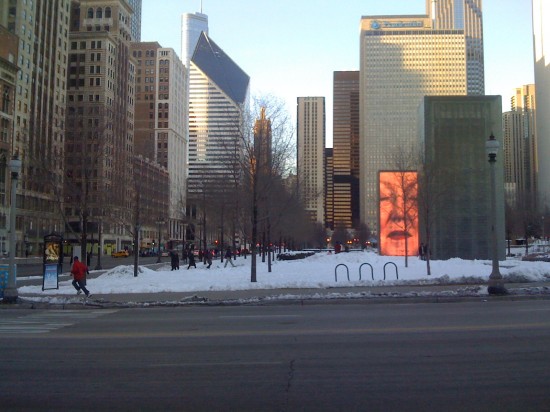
xmin=224 ymin=247 xmax=235 ymax=268
xmin=187 ymin=246 xmax=197 ymax=269
xmin=70 ymin=256 xmax=91 ymax=298
xmin=204 ymin=249 xmax=212 ymax=269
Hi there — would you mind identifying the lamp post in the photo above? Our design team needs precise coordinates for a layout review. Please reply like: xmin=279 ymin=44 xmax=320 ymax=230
xmin=486 ymin=133 xmax=507 ymax=295
xmin=4 ymin=155 xmax=22 ymax=303
xmin=156 ymin=218 xmax=165 ymax=263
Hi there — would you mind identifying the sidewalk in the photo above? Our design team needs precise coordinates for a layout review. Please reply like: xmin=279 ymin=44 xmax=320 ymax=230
xmin=10 ymin=281 xmax=550 ymax=309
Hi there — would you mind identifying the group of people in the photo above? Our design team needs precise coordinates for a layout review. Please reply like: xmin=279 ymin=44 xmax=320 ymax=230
xmin=170 ymin=246 xmax=236 ymax=270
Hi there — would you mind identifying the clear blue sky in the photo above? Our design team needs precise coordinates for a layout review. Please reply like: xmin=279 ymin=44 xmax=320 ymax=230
xmin=142 ymin=0 xmax=534 ymax=145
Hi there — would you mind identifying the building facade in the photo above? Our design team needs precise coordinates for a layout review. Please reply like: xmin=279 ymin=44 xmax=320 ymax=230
xmin=419 ymin=96 xmax=505 ymax=260
xmin=5 ymin=0 xmax=70 ymax=256
xmin=65 ymin=0 xmax=136 ymax=252
xmin=297 ymin=96 xmax=326 ymax=224
xmin=0 ymin=21 xmax=19 ymax=255
xmin=503 ymin=85 xmax=537 ymax=211
xmin=427 ymin=0 xmax=484 ymax=95
xmin=331 ymin=71 xmax=360 ymax=231
xmin=533 ymin=0 xmax=550 ymax=212
xmin=181 ymin=10 xmax=208 ymax=69
xmin=359 ymin=13 xmax=470 ymax=233
xmin=132 ymin=42 xmax=187 ymax=245
xmin=187 ymin=32 xmax=249 ymax=198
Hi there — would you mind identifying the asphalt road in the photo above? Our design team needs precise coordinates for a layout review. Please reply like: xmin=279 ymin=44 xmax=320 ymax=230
xmin=1 ymin=300 xmax=550 ymax=411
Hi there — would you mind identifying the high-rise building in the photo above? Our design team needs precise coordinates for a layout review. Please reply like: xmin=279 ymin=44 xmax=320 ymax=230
xmin=253 ymin=107 xmax=272 ymax=176
xmin=533 ymin=0 xmax=550 ymax=211
xmin=187 ymin=32 xmax=249 ymax=197
xmin=503 ymin=85 xmax=537 ymax=211
xmin=324 ymin=148 xmax=334 ymax=231
xmin=297 ymin=97 xmax=326 ymax=224
xmin=65 ymin=0 xmax=136 ymax=251
xmin=420 ymin=96 xmax=505 ymax=260
xmin=4 ymin=0 xmax=71 ymax=256
xmin=332 ymin=71 xmax=360 ymax=231
xmin=181 ymin=10 xmax=208 ymax=69
xmin=427 ymin=0 xmax=484 ymax=94
xmin=132 ymin=42 xmax=188 ymax=245
xmin=126 ymin=0 xmax=141 ymax=41
xmin=359 ymin=12 xmax=471 ymax=233
xmin=0 ymin=20 xmax=19 ymax=255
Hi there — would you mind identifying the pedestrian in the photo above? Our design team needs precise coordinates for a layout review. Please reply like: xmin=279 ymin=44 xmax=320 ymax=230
xmin=204 ymin=249 xmax=212 ymax=269
xmin=187 ymin=246 xmax=197 ymax=269
xmin=170 ymin=250 xmax=179 ymax=271
xmin=70 ymin=256 xmax=91 ymax=298
xmin=224 ymin=247 xmax=235 ymax=268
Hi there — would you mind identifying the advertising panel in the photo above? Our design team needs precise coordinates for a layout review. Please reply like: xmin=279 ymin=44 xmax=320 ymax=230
xmin=379 ymin=171 xmax=419 ymax=256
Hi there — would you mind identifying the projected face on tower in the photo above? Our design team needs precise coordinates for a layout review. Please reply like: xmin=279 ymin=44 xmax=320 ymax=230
xmin=379 ymin=171 xmax=419 ymax=256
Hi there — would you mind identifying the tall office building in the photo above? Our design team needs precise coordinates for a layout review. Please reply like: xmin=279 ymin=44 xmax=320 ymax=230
xmin=503 ymin=85 xmax=537 ymax=210
xmin=126 ymin=0 xmax=141 ymax=41
xmin=187 ymin=32 xmax=249 ymax=197
xmin=0 ymin=17 xmax=19 ymax=256
xmin=427 ymin=0 xmax=484 ymax=94
xmin=132 ymin=42 xmax=188 ymax=244
xmin=181 ymin=10 xmax=208 ymax=68
xmin=332 ymin=71 xmax=360 ymax=230
xmin=533 ymin=0 xmax=550 ymax=211
xmin=324 ymin=148 xmax=334 ymax=230
xmin=4 ymin=0 xmax=71 ymax=255
xmin=359 ymin=11 xmax=472 ymax=233
xmin=297 ymin=97 xmax=326 ymax=224
xmin=65 ymin=0 xmax=136 ymax=251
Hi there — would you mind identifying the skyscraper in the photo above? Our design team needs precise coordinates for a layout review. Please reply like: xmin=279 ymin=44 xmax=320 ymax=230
xmin=187 ymin=32 xmax=249 ymax=197
xmin=533 ymin=0 xmax=550 ymax=211
xmin=4 ymin=0 xmax=71 ymax=255
xmin=297 ymin=97 xmax=326 ymax=224
xmin=65 ymin=0 xmax=136 ymax=251
xmin=132 ymin=42 xmax=188 ymax=244
xmin=359 ymin=13 xmax=469 ymax=232
xmin=427 ymin=0 xmax=484 ymax=94
xmin=332 ymin=71 xmax=360 ymax=230
xmin=126 ymin=0 xmax=142 ymax=41
xmin=503 ymin=85 xmax=537 ymax=211
xmin=181 ymin=10 xmax=208 ymax=68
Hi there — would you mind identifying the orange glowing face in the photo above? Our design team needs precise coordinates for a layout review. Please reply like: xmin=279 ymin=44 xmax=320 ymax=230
xmin=379 ymin=171 xmax=419 ymax=256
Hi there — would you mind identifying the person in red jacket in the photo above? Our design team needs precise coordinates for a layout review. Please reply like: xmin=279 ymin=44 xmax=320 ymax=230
xmin=71 ymin=256 xmax=91 ymax=298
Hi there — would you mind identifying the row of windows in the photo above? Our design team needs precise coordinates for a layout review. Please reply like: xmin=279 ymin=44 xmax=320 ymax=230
xmin=86 ymin=7 xmax=112 ymax=19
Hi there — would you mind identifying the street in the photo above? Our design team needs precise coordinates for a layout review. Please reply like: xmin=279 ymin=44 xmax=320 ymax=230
xmin=1 ymin=300 xmax=550 ymax=411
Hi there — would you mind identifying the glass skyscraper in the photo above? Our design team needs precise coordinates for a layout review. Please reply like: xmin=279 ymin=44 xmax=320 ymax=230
xmin=187 ymin=32 xmax=250 ymax=197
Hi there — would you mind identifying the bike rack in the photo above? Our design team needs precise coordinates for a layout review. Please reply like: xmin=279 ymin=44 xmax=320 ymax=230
xmin=383 ymin=262 xmax=399 ymax=280
xmin=334 ymin=263 xmax=350 ymax=282
xmin=359 ymin=263 xmax=374 ymax=281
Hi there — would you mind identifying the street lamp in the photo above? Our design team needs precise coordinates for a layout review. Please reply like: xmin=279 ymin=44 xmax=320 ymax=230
xmin=4 ymin=155 xmax=22 ymax=303
xmin=156 ymin=218 xmax=165 ymax=263
xmin=485 ymin=133 xmax=507 ymax=295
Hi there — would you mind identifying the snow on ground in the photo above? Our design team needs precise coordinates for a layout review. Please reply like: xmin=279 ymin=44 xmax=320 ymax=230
xmin=19 ymin=250 xmax=550 ymax=296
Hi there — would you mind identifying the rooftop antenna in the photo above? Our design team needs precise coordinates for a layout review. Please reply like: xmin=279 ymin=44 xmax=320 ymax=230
xmin=200 ymin=0 xmax=203 ymax=13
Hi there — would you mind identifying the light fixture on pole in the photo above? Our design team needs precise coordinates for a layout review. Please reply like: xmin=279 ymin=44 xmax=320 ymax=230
xmin=485 ymin=133 xmax=507 ymax=295
xmin=156 ymin=218 xmax=165 ymax=263
xmin=4 ymin=155 xmax=22 ymax=303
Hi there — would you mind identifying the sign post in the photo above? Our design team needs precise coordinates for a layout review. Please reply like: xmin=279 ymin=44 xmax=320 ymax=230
xmin=43 ymin=233 xmax=63 ymax=291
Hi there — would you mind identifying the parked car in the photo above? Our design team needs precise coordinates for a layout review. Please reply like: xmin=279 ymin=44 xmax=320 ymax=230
xmin=111 ymin=250 xmax=129 ymax=258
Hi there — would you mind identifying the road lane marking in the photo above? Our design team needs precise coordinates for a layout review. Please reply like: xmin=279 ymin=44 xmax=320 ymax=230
xmin=0 ymin=310 xmax=118 ymax=335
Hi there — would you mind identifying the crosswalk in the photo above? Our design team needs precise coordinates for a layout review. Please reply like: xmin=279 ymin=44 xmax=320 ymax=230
xmin=0 ymin=310 xmax=118 ymax=334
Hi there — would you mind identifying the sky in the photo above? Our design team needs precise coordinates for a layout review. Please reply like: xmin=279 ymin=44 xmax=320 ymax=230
xmin=19 ymin=248 xmax=550 ymax=301
xmin=141 ymin=0 xmax=534 ymax=146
